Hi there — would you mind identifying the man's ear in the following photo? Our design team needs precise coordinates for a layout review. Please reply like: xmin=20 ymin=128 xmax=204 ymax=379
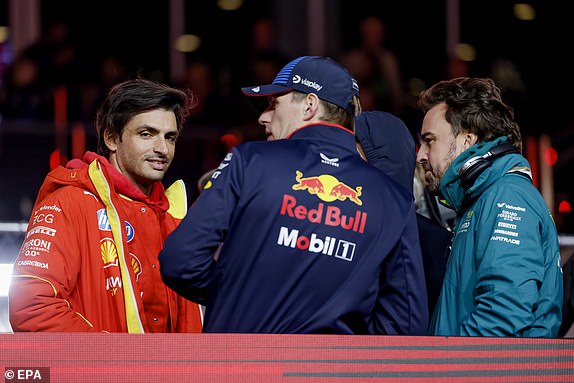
xmin=303 ymin=93 xmax=320 ymax=120
xmin=462 ymin=133 xmax=478 ymax=150
xmin=103 ymin=129 xmax=118 ymax=153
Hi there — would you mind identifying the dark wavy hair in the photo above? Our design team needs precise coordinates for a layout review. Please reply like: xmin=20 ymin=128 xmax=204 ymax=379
xmin=417 ymin=77 xmax=522 ymax=151
xmin=96 ymin=77 xmax=197 ymax=157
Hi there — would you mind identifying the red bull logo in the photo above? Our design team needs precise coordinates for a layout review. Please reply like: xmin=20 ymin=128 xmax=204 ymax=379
xmin=292 ymin=171 xmax=363 ymax=206
xmin=280 ymin=194 xmax=367 ymax=234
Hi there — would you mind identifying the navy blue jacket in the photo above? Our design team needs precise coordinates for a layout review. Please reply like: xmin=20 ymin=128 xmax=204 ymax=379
xmin=355 ymin=110 xmax=452 ymax=315
xmin=160 ymin=123 xmax=428 ymax=334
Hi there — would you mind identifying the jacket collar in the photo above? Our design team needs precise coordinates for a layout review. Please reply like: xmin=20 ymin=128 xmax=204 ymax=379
xmin=440 ymin=137 xmax=530 ymax=212
xmin=288 ymin=123 xmax=358 ymax=154
xmin=67 ymin=151 xmax=169 ymax=211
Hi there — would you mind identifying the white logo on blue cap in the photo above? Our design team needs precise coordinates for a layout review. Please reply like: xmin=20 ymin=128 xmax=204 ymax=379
xmin=352 ymin=78 xmax=359 ymax=92
xmin=301 ymin=78 xmax=323 ymax=91
xmin=251 ymin=86 xmax=261 ymax=93
xmin=293 ymin=74 xmax=323 ymax=92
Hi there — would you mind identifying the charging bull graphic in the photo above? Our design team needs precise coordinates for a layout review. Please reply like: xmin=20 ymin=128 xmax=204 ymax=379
xmin=292 ymin=170 xmax=363 ymax=206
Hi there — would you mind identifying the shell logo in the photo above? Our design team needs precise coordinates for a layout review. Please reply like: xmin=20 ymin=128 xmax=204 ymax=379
xmin=101 ymin=238 xmax=118 ymax=268
xmin=130 ymin=253 xmax=143 ymax=282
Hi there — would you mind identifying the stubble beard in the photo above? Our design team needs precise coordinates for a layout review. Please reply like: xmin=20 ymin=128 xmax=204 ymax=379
xmin=425 ymin=140 xmax=459 ymax=195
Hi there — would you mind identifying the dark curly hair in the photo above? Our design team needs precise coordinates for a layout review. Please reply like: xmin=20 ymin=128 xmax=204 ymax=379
xmin=418 ymin=77 xmax=522 ymax=151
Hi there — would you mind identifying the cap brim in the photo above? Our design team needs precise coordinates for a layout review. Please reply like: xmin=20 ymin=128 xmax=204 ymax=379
xmin=241 ymin=84 xmax=293 ymax=113
xmin=241 ymin=84 xmax=292 ymax=97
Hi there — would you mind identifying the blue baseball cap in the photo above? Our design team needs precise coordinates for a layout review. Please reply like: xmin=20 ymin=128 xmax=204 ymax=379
xmin=241 ymin=56 xmax=360 ymax=114
xmin=355 ymin=111 xmax=415 ymax=193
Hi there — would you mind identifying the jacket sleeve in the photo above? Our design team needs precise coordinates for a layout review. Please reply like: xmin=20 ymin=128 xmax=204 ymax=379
xmin=9 ymin=190 xmax=100 ymax=332
xmin=371 ymin=204 xmax=429 ymax=335
xmin=460 ymin=188 xmax=557 ymax=336
xmin=159 ymin=149 xmax=243 ymax=304
xmin=9 ymin=277 xmax=98 ymax=331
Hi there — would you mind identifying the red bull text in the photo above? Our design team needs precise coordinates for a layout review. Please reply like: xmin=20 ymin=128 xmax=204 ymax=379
xmin=280 ymin=194 xmax=367 ymax=233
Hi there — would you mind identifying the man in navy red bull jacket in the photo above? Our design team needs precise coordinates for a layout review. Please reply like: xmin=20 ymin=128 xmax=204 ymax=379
xmin=159 ymin=56 xmax=429 ymax=334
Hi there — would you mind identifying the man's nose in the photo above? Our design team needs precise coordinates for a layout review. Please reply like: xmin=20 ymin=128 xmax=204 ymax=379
xmin=258 ymin=109 xmax=271 ymax=126
xmin=155 ymin=137 xmax=169 ymax=154
xmin=416 ymin=147 xmax=428 ymax=163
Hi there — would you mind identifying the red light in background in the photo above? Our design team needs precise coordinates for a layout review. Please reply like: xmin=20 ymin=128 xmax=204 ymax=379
xmin=49 ymin=149 xmax=61 ymax=170
xmin=71 ymin=123 xmax=86 ymax=159
xmin=49 ymin=149 xmax=68 ymax=169
xmin=220 ymin=133 xmax=240 ymax=151
xmin=558 ymin=200 xmax=572 ymax=214
xmin=54 ymin=86 xmax=67 ymax=125
xmin=543 ymin=146 xmax=558 ymax=166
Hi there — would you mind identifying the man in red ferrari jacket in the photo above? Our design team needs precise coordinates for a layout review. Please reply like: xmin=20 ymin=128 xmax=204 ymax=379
xmin=9 ymin=78 xmax=203 ymax=333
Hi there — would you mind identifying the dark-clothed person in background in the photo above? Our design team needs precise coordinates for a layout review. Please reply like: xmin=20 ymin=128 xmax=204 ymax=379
xmin=416 ymin=77 xmax=563 ymax=337
xmin=160 ymin=56 xmax=428 ymax=334
xmin=355 ymin=110 xmax=451 ymax=316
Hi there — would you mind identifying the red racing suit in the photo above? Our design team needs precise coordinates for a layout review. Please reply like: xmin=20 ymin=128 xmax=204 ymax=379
xmin=9 ymin=152 xmax=203 ymax=333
